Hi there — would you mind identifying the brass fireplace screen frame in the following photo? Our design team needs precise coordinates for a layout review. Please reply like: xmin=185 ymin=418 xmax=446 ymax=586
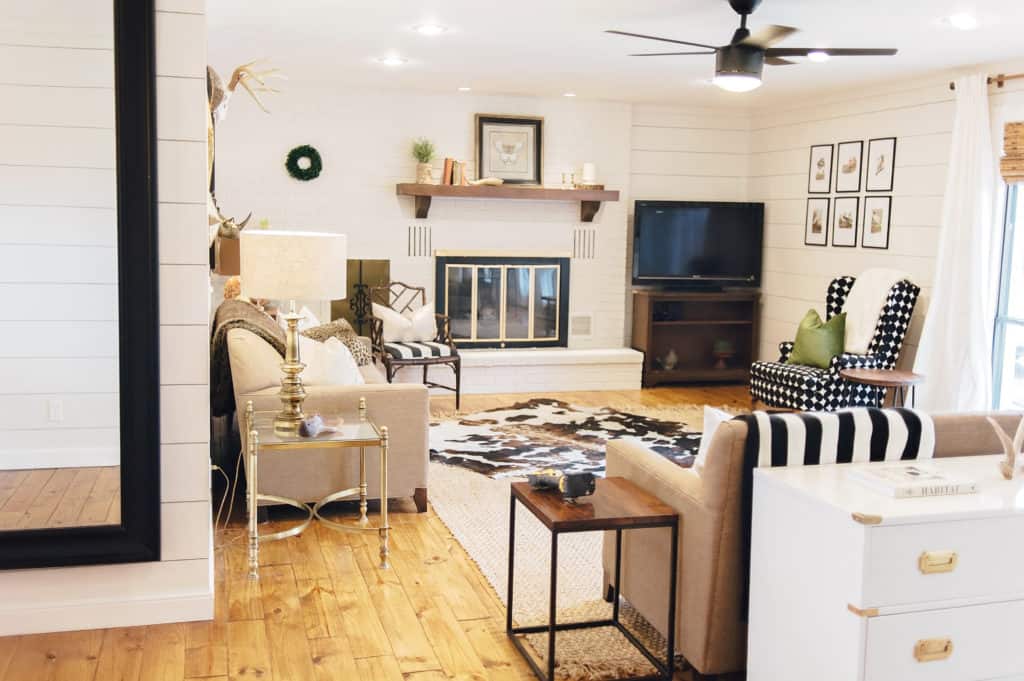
xmin=435 ymin=256 xmax=570 ymax=349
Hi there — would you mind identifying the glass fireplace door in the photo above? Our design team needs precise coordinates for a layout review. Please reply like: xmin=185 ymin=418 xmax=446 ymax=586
xmin=444 ymin=263 xmax=562 ymax=346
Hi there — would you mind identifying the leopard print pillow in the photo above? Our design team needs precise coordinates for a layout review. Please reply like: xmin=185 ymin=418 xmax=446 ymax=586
xmin=301 ymin=319 xmax=372 ymax=366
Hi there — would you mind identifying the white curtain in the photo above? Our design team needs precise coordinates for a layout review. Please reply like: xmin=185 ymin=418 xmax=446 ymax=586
xmin=915 ymin=74 xmax=1000 ymax=412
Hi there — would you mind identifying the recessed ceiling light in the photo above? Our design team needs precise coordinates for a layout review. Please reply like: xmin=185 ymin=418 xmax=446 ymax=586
xmin=563 ymin=92 xmax=577 ymax=97
xmin=948 ymin=12 xmax=979 ymax=30
xmin=376 ymin=55 xmax=407 ymax=66
xmin=414 ymin=23 xmax=447 ymax=36
xmin=457 ymin=86 xmax=471 ymax=92
xmin=807 ymin=50 xmax=830 ymax=63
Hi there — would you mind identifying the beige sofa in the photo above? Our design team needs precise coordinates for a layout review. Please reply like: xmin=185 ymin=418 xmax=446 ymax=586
xmin=228 ymin=328 xmax=430 ymax=511
xmin=602 ymin=412 xmax=1022 ymax=677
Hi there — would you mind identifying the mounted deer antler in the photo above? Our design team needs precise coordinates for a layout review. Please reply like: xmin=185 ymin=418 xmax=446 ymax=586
xmin=987 ymin=416 xmax=1024 ymax=480
xmin=227 ymin=59 xmax=286 ymax=113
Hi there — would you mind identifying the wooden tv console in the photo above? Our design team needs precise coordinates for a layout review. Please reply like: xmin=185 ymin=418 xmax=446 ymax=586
xmin=631 ymin=289 xmax=760 ymax=387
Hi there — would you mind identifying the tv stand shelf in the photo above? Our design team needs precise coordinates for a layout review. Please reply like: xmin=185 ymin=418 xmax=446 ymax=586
xmin=631 ymin=289 xmax=760 ymax=387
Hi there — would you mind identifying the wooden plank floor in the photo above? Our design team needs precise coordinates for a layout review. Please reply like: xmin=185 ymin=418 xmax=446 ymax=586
xmin=0 ymin=466 xmax=120 ymax=530
xmin=0 ymin=387 xmax=749 ymax=681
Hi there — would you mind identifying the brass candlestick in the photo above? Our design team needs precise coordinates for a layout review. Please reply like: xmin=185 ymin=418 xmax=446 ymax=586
xmin=275 ymin=299 xmax=308 ymax=435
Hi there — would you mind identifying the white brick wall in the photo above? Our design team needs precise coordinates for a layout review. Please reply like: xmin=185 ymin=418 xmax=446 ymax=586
xmin=0 ymin=0 xmax=213 ymax=635
xmin=215 ymin=86 xmax=634 ymax=351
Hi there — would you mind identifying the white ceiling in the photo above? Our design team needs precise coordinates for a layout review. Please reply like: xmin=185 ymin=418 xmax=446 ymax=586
xmin=207 ymin=0 xmax=1024 ymax=106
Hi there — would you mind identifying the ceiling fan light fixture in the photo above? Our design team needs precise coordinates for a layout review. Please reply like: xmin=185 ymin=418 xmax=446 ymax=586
xmin=713 ymin=73 xmax=763 ymax=92
xmin=714 ymin=45 xmax=764 ymax=92
xmin=807 ymin=50 xmax=830 ymax=62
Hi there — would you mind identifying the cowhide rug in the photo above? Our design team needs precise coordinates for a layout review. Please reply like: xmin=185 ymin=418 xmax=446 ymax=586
xmin=429 ymin=398 xmax=702 ymax=478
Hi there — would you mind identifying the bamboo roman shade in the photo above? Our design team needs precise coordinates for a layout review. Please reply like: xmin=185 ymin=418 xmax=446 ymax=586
xmin=1002 ymin=121 xmax=1024 ymax=183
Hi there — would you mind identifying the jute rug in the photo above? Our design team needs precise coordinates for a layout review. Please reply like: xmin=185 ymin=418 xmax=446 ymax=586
xmin=428 ymin=399 xmax=719 ymax=680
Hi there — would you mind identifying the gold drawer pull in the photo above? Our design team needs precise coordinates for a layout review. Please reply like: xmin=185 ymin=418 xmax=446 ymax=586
xmin=915 ymin=638 xmax=954 ymax=662
xmin=918 ymin=550 xmax=958 ymax=574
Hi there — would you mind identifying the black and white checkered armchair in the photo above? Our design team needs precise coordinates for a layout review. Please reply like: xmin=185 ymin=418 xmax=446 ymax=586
xmin=750 ymin=276 xmax=920 ymax=411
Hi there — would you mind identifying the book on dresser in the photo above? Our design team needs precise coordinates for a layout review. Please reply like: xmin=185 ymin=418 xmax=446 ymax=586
xmin=845 ymin=463 xmax=978 ymax=498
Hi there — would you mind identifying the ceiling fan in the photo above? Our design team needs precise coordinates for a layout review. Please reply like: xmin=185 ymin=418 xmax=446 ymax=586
xmin=607 ymin=0 xmax=898 ymax=92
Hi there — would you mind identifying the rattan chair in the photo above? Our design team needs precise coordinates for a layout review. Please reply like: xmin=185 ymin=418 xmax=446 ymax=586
xmin=369 ymin=282 xmax=461 ymax=409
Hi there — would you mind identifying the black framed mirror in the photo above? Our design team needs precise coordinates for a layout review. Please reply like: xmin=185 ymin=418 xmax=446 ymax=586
xmin=0 ymin=0 xmax=160 ymax=569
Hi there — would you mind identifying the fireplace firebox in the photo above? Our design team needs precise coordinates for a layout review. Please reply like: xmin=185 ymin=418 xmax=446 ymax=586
xmin=435 ymin=254 xmax=570 ymax=348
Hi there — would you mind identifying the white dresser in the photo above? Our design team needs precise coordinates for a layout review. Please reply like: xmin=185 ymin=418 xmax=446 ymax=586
xmin=748 ymin=455 xmax=1024 ymax=681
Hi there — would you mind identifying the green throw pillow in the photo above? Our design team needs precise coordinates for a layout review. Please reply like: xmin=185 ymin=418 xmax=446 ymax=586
xmin=786 ymin=309 xmax=846 ymax=369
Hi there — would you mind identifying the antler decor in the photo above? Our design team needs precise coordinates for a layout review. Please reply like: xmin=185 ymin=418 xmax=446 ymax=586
xmin=227 ymin=59 xmax=286 ymax=114
xmin=987 ymin=416 xmax=1024 ymax=480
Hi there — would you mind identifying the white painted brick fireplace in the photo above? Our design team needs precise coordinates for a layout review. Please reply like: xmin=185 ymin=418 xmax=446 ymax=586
xmin=218 ymin=86 xmax=643 ymax=394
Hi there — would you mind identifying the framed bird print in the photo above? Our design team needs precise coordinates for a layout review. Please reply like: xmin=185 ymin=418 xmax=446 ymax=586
xmin=475 ymin=114 xmax=543 ymax=185
xmin=835 ymin=140 xmax=863 ymax=193
xmin=866 ymin=137 xmax=896 ymax=192
xmin=808 ymin=144 xmax=833 ymax=193
xmin=862 ymin=196 xmax=892 ymax=249
xmin=832 ymin=196 xmax=859 ymax=247
xmin=805 ymin=198 xmax=830 ymax=246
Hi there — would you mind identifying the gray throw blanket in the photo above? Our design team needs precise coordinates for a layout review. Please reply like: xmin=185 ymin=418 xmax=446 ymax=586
xmin=210 ymin=299 xmax=285 ymax=417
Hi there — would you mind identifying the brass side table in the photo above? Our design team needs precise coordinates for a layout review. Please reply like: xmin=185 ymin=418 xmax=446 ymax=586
xmin=243 ymin=397 xmax=390 ymax=579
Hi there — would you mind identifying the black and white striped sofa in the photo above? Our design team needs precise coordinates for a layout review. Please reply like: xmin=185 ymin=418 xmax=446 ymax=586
xmin=750 ymin=276 xmax=920 ymax=411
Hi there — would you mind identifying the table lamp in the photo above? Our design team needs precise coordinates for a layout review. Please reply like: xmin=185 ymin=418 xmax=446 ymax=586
xmin=240 ymin=230 xmax=347 ymax=434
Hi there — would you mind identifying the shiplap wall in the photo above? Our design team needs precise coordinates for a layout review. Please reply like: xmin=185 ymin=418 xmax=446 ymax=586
xmin=0 ymin=1 xmax=119 ymax=470
xmin=625 ymin=104 xmax=751 ymax=341
xmin=749 ymin=66 xmax=1024 ymax=366
xmin=0 ymin=0 xmax=213 ymax=635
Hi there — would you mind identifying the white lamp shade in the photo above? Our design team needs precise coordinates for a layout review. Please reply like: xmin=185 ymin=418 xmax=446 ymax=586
xmin=240 ymin=230 xmax=347 ymax=301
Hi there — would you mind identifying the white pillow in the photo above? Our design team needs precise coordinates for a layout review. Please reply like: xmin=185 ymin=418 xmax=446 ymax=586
xmin=277 ymin=305 xmax=322 ymax=333
xmin=372 ymin=302 xmax=437 ymax=343
xmin=299 ymin=335 xmax=365 ymax=386
xmin=406 ymin=304 xmax=438 ymax=342
xmin=693 ymin=406 xmax=732 ymax=476
xmin=227 ymin=328 xmax=284 ymax=395
xmin=373 ymin=303 xmax=410 ymax=342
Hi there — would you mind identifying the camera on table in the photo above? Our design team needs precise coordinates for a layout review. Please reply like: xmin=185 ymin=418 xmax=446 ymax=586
xmin=527 ymin=469 xmax=596 ymax=503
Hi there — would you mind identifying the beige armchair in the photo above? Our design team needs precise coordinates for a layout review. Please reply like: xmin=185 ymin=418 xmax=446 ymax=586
xmin=603 ymin=412 xmax=1022 ymax=677
xmin=227 ymin=328 xmax=430 ymax=511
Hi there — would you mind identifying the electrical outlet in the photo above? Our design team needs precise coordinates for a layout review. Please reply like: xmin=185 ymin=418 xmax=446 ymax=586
xmin=47 ymin=399 xmax=63 ymax=423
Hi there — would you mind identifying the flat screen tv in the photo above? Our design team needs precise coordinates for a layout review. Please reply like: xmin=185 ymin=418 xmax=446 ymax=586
xmin=632 ymin=200 xmax=764 ymax=288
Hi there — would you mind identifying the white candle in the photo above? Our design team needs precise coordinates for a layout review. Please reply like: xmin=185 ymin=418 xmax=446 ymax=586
xmin=581 ymin=163 xmax=597 ymax=184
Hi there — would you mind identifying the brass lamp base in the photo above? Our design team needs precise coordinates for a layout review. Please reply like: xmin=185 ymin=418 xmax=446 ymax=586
xmin=275 ymin=304 xmax=308 ymax=436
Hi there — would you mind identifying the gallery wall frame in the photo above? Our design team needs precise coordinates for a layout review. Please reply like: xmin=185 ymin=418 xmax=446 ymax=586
xmin=832 ymin=196 xmax=860 ymax=248
xmin=862 ymin=195 xmax=893 ymax=249
xmin=835 ymin=140 xmax=864 ymax=193
xmin=866 ymin=137 xmax=897 ymax=192
xmin=805 ymin=197 xmax=830 ymax=246
xmin=808 ymin=144 xmax=834 ymax=194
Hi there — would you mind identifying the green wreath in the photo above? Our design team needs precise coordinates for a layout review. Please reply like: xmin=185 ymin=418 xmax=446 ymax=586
xmin=285 ymin=145 xmax=323 ymax=181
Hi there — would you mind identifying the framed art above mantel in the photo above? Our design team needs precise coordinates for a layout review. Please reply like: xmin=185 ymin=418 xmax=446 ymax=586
xmin=475 ymin=114 xmax=543 ymax=185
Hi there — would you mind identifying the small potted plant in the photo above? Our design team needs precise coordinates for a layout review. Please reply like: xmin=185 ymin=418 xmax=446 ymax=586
xmin=412 ymin=137 xmax=436 ymax=184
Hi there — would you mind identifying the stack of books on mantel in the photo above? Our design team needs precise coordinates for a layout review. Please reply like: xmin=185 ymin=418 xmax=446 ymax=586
xmin=845 ymin=463 xmax=978 ymax=498
xmin=441 ymin=158 xmax=470 ymax=186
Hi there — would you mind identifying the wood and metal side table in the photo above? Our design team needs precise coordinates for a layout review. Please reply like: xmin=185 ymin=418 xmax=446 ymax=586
xmin=243 ymin=398 xmax=390 ymax=579
xmin=839 ymin=368 xmax=925 ymax=407
xmin=507 ymin=477 xmax=680 ymax=681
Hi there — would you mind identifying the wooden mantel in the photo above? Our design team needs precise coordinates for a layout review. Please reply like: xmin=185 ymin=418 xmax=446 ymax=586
xmin=395 ymin=183 xmax=620 ymax=222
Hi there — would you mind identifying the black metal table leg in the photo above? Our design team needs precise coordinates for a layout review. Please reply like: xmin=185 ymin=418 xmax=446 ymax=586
xmin=666 ymin=519 xmax=679 ymax=679
xmin=612 ymin=528 xmax=622 ymax=623
xmin=548 ymin=531 xmax=558 ymax=681
xmin=507 ymin=494 xmax=516 ymax=635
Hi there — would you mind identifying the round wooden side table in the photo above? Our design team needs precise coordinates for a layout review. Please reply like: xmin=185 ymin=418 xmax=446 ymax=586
xmin=839 ymin=368 xmax=925 ymax=407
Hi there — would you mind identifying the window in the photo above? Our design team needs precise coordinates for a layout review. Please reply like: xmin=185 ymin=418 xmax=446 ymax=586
xmin=994 ymin=184 xmax=1024 ymax=408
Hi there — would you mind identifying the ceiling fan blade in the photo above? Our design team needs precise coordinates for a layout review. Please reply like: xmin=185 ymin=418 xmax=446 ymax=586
xmin=740 ymin=24 xmax=798 ymax=48
xmin=605 ymin=29 xmax=718 ymax=51
xmin=629 ymin=51 xmax=717 ymax=57
xmin=765 ymin=56 xmax=796 ymax=65
xmin=766 ymin=47 xmax=899 ymax=57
